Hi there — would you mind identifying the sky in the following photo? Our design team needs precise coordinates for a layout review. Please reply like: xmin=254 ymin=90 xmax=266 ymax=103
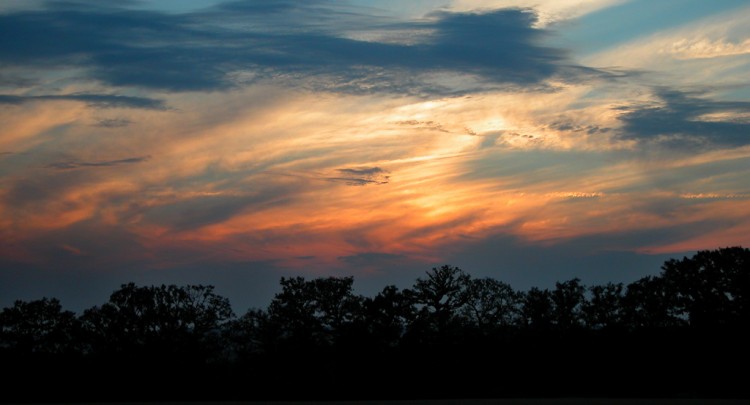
xmin=2 ymin=0 xmax=750 ymax=313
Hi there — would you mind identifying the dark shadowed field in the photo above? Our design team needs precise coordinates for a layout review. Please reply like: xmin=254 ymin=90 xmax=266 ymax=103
xmin=17 ymin=400 xmax=749 ymax=405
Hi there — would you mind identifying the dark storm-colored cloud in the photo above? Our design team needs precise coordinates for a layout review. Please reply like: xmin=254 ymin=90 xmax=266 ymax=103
xmin=328 ymin=166 xmax=390 ymax=186
xmin=0 ymin=94 xmax=167 ymax=109
xmin=422 ymin=10 xmax=564 ymax=85
xmin=45 ymin=155 xmax=150 ymax=170
xmin=0 ymin=4 xmax=229 ymax=91
xmin=0 ymin=1 xmax=607 ymax=95
xmin=616 ymin=88 xmax=750 ymax=147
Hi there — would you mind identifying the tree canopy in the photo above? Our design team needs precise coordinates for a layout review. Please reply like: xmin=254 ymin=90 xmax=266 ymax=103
xmin=1 ymin=246 xmax=748 ymax=401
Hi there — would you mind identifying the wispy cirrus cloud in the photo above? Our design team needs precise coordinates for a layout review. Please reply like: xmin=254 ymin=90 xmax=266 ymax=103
xmin=666 ymin=38 xmax=750 ymax=60
xmin=45 ymin=155 xmax=150 ymax=170
xmin=2 ymin=0 xmax=750 ymax=314
xmin=0 ymin=94 xmax=167 ymax=110
xmin=585 ymin=3 xmax=750 ymax=87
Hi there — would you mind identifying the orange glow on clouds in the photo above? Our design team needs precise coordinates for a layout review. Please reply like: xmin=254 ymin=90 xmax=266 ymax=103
xmin=2 ymin=74 xmax=749 ymax=274
xmin=4 ymin=0 xmax=750 ymax=316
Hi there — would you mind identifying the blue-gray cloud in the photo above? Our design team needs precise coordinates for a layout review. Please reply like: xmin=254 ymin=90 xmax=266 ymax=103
xmin=549 ymin=120 xmax=611 ymax=135
xmin=94 ymin=118 xmax=132 ymax=128
xmin=0 ymin=73 xmax=36 ymax=88
xmin=140 ymin=184 xmax=296 ymax=232
xmin=141 ymin=195 xmax=265 ymax=232
xmin=328 ymin=166 xmax=390 ymax=186
xmin=0 ymin=94 xmax=167 ymax=109
xmin=616 ymin=88 xmax=750 ymax=147
xmin=462 ymin=149 xmax=618 ymax=188
xmin=4 ymin=171 xmax=88 ymax=207
xmin=0 ymin=1 xmax=609 ymax=95
xmin=45 ymin=156 xmax=150 ymax=170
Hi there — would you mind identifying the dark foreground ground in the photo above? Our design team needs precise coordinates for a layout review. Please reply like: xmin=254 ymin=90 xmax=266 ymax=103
xmin=7 ymin=400 xmax=749 ymax=405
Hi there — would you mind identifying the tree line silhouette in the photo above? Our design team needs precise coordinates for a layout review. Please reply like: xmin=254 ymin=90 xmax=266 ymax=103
xmin=1 ymin=247 xmax=748 ymax=401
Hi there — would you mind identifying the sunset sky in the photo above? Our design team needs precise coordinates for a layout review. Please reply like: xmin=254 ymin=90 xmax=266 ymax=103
xmin=2 ymin=0 xmax=750 ymax=313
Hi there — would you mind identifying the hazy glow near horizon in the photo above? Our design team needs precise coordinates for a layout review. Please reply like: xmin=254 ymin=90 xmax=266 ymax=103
xmin=1 ymin=0 xmax=750 ymax=311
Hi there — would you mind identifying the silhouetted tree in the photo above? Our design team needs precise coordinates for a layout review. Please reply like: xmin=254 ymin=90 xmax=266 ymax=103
xmin=0 ymin=298 xmax=78 ymax=355
xmin=253 ymin=276 xmax=367 ymax=396
xmin=361 ymin=285 xmax=415 ymax=349
xmin=80 ymin=283 xmax=233 ymax=359
xmin=407 ymin=265 xmax=471 ymax=338
xmin=0 ymin=299 xmax=85 ymax=402
xmin=622 ymin=276 xmax=684 ymax=329
xmin=551 ymin=278 xmax=586 ymax=331
xmin=461 ymin=277 xmax=521 ymax=332
xmin=582 ymin=282 xmax=625 ymax=330
xmin=3 ymin=247 xmax=750 ymax=401
xmin=520 ymin=287 xmax=553 ymax=331
xmin=660 ymin=246 xmax=750 ymax=328
xmin=72 ymin=284 xmax=234 ymax=401
xmin=265 ymin=276 xmax=363 ymax=349
xmin=224 ymin=308 xmax=270 ymax=361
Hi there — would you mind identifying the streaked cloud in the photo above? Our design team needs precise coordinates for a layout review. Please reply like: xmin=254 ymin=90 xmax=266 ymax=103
xmin=450 ymin=0 xmax=628 ymax=27
xmin=0 ymin=94 xmax=167 ymax=110
xmin=1 ymin=0 xmax=750 ymax=312
xmin=0 ymin=1 xmax=610 ymax=95
xmin=680 ymin=193 xmax=750 ymax=200
xmin=329 ymin=167 xmax=390 ymax=186
xmin=94 ymin=118 xmax=132 ymax=128
xmin=666 ymin=38 xmax=750 ymax=60
xmin=45 ymin=156 xmax=150 ymax=170
xmin=586 ymin=3 xmax=750 ymax=87
xmin=616 ymin=88 xmax=750 ymax=147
